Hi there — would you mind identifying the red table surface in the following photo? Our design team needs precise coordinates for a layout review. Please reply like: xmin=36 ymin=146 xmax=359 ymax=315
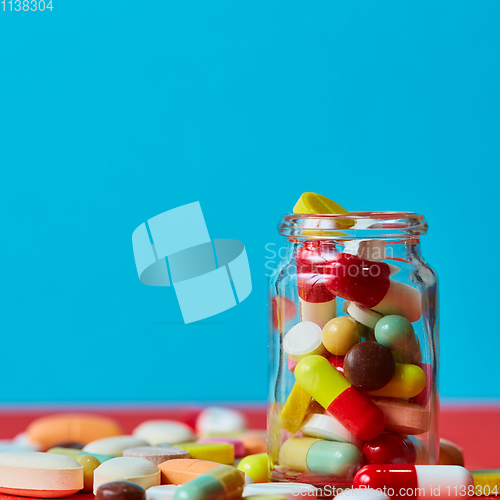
xmin=0 ymin=404 xmax=497 ymax=499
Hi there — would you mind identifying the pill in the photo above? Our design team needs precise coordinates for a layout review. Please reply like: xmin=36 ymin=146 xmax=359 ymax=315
xmin=47 ymin=447 xmax=115 ymax=463
xmin=322 ymin=316 xmax=360 ymax=356
xmin=27 ymin=414 xmax=123 ymax=450
xmin=133 ymin=421 xmax=195 ymax=446
xmin=371 ymin=280 xmax=422 ymax=323
xmin=96 ymin=481 xmax=146 ymax=500
xmin=124 ymin=447 xmax=190 ymax=467
xmin=237 ymin=454 xmax=268 ymax=483
xmin=411 ymin=363 xmax=433 ymax=407
xmin=196 ymin=408 xmax=246 ymax=435
xmin=326 ymin=354 xmax=345 ymax=374
xmin=84 ymin=436 xmax=150 ymax=457
xmin=239 ymin=432 xmax=267 ymax=455
xmin=197 ymin=439 xmax=245 ymax=458
xmin=283 ymin=321 xmax=326 ymax=361
xmin=300 ymin=412 xmax=362 ymax=447
xmin=243 ymin=482 xmax=318 ymax=498
xmin=439 ymin=439 xmax=464 ymax=466
xmin=52 ymin=442 xmax=84 ymax=450
xmin=279 ymin=437 xmax=362 ymax=478
xmin=343 ymin=341 xmax=396 ymax=391
xmin=278 ymin=384 xmax=311 ymax=434
xmin=375 ymin=315 xmax=421 ymax=363
xmin=287 ymin=357 xmax=298 ymax=372
xmin=347 ymin=302 xmax=384 ymax=329
xmin=357 ymin=240 xmax=386 ymax=262
xmin=299 ymin=297 xmax=337 ymax=328
xmin=353 ymin=465 xmax=474 ymax=497
xmin=295 ymin=355 xmax=385 ymax=441
xmin=173 ymin=464 xmax=244 ymax=500
xmin=367 ymin=363 xmax=426 ymax=399
xmin=173 ymin=443 xmax=234 ymax=465
xmin=371 ymin=398 xmax=431 ymax=435
xmin=470 ymin=470 xmax=500 ymax=494
xmin=293 ymin=192 xmax=349 ymax=215
xmin=147 ymin=485 xmax=178 ymax=500
xmin=93 ymin=457 xmax=160 ymax=493
xmin=12 ymin=433 xmax=43 ymax=452
xmin=72 ymin=454 xmax=101 ymax=492
xmin=0 ymin=441 xmax=39 ymax=453
xmin=158 ymin=459 xmax=225 ymax=485
xmin=272 ymin=296 xmax=297 ymax=332
xmin=297 ymin=274 xmax=335 ymax=303
xmin=295 ymin=241 xmax=338 ymax=279
xmin=0 ymin=451 xmax=83 ymax=498
xmin=363 ymin=432 xmax=417 ymax=465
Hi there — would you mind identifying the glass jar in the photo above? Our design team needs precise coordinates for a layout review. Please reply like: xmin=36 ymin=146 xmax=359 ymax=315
xmin=267 ymin=212 xmax=438 ymax=489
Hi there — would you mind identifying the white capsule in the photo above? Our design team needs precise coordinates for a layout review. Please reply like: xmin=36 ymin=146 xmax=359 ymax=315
xmin=372 ymin=280 xmax=422 ymax=323
xmin=299 ymin=297 xmax=336 ymax=328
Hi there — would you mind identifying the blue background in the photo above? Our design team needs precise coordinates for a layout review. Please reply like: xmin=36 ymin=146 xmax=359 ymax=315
xmin=1 ymin=1 xmax=499 ymax=403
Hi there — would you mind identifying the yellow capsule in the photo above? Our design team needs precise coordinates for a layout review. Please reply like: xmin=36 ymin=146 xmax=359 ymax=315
xmin=173 ymin=442 xmax=234 ymax=465
xmin=294 ymin=355 xmax=351 ymax=409
xmin=278 ymin=384 xmax=312 ymax=433
xmin=368 ymin=363 xmax=426 ymax=399
xmin=73 ymin=454 xmax=100 ymax=492
xmin=237 ymin=453 xmax=269 ymax=483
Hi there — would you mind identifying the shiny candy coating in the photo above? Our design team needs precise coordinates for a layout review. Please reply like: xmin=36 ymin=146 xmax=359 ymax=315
xmin=322 ymin=316 xmax=360 ymax=356
xmin=96 ymin=482 xmax=146 ymax=500
xmin=73 ymin=454 xmax=101 ymax=492
xmin=343 ymin=341 xmax=396 ymax=391
xmin=237 ymin=453 xmax=269 ymax=483
xmin=363 ymin=432 xmax=417 ymax=465
xmin=367 ymin=363 xmax=426 ymax=399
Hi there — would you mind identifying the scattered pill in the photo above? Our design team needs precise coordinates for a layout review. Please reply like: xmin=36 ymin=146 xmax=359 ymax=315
xmin=124 ymin=447 xmax=189 ymax=467
xmin=158 ymin=459 xmax=221 ymax=485
xmin=198 ymin=438 xmax=245 ymax=458
xmin=293 ymin=192 xmax=350 ymax=217
xmin=439 ymin=439 xmax=464 ymax=466
xmin=237 ymin=453 xmax=269 ymax=483
xmin=375 ymin=315 xmax=421 ymax=363
xmin=294 ymin=355 xmax=385 ymax=441
xmin=363 ymin=432 xmax=417 ymax=465
xmin=196 ymin=408 xmax=246 ymax=436
xmin=0 ymin=451 xmax=83 ymax=498
xmin=27 ymin=414 xmax=122 ymax=450
xmin=239 ymin=432 xmax=267 ymax=455
xmin=147 ymin=485 xmax=178 ymax=500
xmin=347 ymin=302 xmax=383 ymax=329
xmin=471 ymin=470 xmax=500 ymax=495
xmin=278 ymin=383 xmax=312 ymax=434
xmin=243 ymin=482 xmax=318 ymax=498
xmin=353 ymin=465 xmax=474 ymax=497
xmin=93 ymin=457 xmax=160 ymax=493
xmin=299 ymin=412 xmax=362 ymax=447
xmin=96 ymin=481 xmax=146 ymax=500
xmin=53 ymin=442 xmax=84 ymax=450
xmin=84 ymin=436 xmax=149 ymax=457
xmin=133 ymin=421 xmax=195 ymax=446
xmin=73 ymin=454 xmax=101 ymax=492
xmin=173 ymin=442 xmax=234 ymax=465
xmin=283 ymin=321 xmax=326 ymax=361
xmin=371 ymin=398 xmax=431 ymax=435
xmin=367 ymin=363 xmax=426 ymax=399
xmin=322 ymin=316 xmax=360 ymax=356
xmin=343 ymin=341 xmax=396 ymax=391
xmin=172 ymin=464 xmax=244 ymax=500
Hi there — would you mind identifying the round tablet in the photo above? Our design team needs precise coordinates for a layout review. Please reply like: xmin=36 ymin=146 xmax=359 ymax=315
xmin=283 ymin=321 xmax=325 ymax=361
xmin=93 ymin=457 xmax=160 ymax=493
xmin=83 ymin=436 xmax=149 ymax=457
xmin=195 ymin=407 xmax=246 ymax=435
xmin=96 ymin=481 xmax=146 ymax=500
xmin=123 ymin=447 xmax=189 ymax=467
xmin=343 ymin=341 xmax=396 ymax=391
xmin=322 ymin=316 xmax=359 ymax=355
xmin=347 ymin=302 xmax=383 ymax=329
xmin=133 ymin=421 xmax=194 ymax=446
xmin=0 ymin=451 xmax=83 ymax=498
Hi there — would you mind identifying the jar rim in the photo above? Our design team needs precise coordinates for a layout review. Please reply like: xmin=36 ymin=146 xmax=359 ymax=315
xmin=279 ymin=211 xmax=428 ymax=240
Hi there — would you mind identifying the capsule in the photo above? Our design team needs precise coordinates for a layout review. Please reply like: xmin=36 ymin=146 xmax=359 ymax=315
xmin=279 ymin=437 xmax=362 ymax=478
xmin=294 ymin=355 xmax=385 ymax=441
xmin=173 ymin=465 xmax=244 ymax=500
xmin=367 ymin=363 xmax=426 ymax=399
xmin=353 ymin=465 xmax=474 ymax=498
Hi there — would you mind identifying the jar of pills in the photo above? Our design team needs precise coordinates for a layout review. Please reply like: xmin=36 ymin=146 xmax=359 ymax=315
xmin=267 ymin=205 xmax=438 ymax=489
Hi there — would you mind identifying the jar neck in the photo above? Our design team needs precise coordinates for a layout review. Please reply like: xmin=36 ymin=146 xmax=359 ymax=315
xmin=278 ymin=211 xmax=427 ymax=243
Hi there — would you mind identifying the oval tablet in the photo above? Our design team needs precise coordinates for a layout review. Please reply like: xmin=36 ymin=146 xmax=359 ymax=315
xmin=0 ymin=451 xmax=83 ymax=498
xmin=347 ymin=302 xmax=383 ymax=329
xmin=84 ymin=436 xmax=149 ymax=457
xmin=96 ymin=481 xmax=146 ymax=500
xmin=27 ymin=414 xmax=122 ymax=450
xmin=124 ymin=447 xmax=189 ymax=467
xmin=371 ymin=398 xmax=431 ymax=435
xmin=196 ymin=407 xmax=246 ymax=435
xmin=133 ymin=421 xmax=195 ymax=446
xmin=284 ymin=321 xmax=325 ymax=361
xmin=93 ymin=457 xmax=160 ymax=493
xmin=158 ymin=459 xmax=221 ymax=485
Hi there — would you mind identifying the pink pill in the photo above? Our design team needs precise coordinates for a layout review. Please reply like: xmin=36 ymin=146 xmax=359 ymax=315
xmin=288 ymin=357 xmax=298 ymax=373
xmin=197 ymin=438 xmax=245 ymax=458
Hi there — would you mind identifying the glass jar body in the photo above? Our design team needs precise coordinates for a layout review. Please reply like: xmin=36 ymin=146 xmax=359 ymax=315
xmin=267 ymin=216 xmax=438 ymax=488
